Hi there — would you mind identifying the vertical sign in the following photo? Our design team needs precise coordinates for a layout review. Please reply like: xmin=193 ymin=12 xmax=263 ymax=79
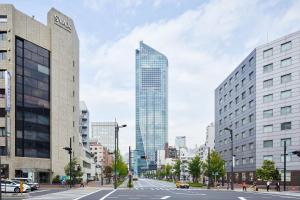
xmin=5 ymin=71 xmax=11 ymax=112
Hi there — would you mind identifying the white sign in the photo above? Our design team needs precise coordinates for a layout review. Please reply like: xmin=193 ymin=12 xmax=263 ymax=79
xmin=5 ymin=71 xmax=11 ymax=112
xmin=54 ymin=15 xmax=72 ymax=32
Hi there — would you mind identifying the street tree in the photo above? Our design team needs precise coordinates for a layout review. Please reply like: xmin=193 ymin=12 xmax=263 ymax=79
xmin=188 ymin=155 xmax=203 ymax=183
xmin=165 ymin=164 xmax=172 ymax=180
xmin=256 ymin=160 xmax=280 ymax=181
xmin=174 ymin=159 xmax=181 ymax=181
xmin=64 ymin=157 xmax=83 ymax=183
xmin=204 ymin=150 xmax=225 ymax=184
xmin=112 ymin=149 xmax=128 ymax=180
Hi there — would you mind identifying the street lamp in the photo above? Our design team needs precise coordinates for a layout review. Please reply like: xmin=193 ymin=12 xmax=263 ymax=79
xmin=114 ymin=121 xmax=127 ymax=189
xmin=292 ymin=150 xmax=300 ymax=157
xmin=63 ymin=138 xmax=72 ymax=188
xmin=224 ymin=127 xmax=234 ymax=190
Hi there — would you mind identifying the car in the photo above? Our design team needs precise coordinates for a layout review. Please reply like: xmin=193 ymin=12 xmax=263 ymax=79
xmin=176 ymin=181 xmax=189 ymax=189
xmin=132 ymin=176 xmax=138 ymax=181
xmin=1 ymin=180 xmax=31 ymax=193
xmin=12 ymin=178 xmax=39 ymax=191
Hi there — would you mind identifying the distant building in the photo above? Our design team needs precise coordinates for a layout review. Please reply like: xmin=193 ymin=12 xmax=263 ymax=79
xmin=178 ymin=147 xmax=200 ymax=181
xmin=91 ymin=122 xmax=116 ymax=153
xmin=175 ymin=136 xmax=186 ymax=149
xmin=90 ymin=140 xmax=113 ymax=175
xmin=135 ymin=41 xmax=168 ymax=174
xmin=200 ymin=123 xmax=215 ymax=161
xmin=79 ymin=101 xmax=90 ymax=148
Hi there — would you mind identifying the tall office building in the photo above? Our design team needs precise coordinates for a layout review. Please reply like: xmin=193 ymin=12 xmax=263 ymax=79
xmin=215 ymin=31 xmax=300 ymax=186
xmin=80 ymin=101 xmax=89 ymax=148
xmin=135 ymin=41 xmax=168 ymax=174
xmin=175 ymin=136 xmax=186 ymax=150
xmin=91 ymin=122 xmax=116 ymax=153
xmin=0 ymin=4 xmax=80 ymax=182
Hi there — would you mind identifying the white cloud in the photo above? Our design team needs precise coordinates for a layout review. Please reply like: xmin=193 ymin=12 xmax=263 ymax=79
xmin=79 ymin=0 xmax=300 ymax=153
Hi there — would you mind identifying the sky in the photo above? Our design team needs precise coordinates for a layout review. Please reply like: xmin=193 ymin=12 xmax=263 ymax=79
xmin=4 ymin=0 xmax=300 ymax=155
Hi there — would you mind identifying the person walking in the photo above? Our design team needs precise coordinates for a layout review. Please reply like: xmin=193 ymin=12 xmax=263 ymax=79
xmin=276 ymin=181 xmax=280 ymax=192
xmin=242 ymin=181 xmax=247 ymax=191
xmin=266 ymin=181 xmax=271 ymax=192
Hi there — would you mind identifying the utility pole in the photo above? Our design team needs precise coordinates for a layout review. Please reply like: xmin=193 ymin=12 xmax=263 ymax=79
xmin=207 ymin=147 xmax=210 ymax=189
xmin=63 ymin=137 xmax=72 ymax=188
xmin=284 ymin=141 xmax=287 ymax=191
xmin=114 ymin=121 xmax=118 ymax=190
xmin=230 ymin=130 xmax=234 ymax=190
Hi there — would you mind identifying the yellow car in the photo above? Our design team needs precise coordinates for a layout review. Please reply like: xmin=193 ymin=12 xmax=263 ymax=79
xmin=176 ymin=181 xmax=190 ymax=189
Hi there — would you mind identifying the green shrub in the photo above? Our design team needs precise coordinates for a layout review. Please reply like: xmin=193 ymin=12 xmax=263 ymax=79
xmin=52 ymin=175 xmax=61 ymax=184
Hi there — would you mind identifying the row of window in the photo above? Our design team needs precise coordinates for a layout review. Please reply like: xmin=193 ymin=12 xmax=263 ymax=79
xmin=263 ymin=58 xmax=292 ymax=74
xmin=219 ymin=84 xmax=254 ymax=106
xmin=263 ymin=121 xmax=291 ymax=132
xmin=219 ymin=113 xmax=254 ymax=127
xmin=0 ymin=51 xmax=7 ymax=60
xmin=263 ymin=73 xmax=292 ymax=88
xmin=263 ymin=138 xmax=291 ymax=148
xmin=263 ymin=89 xmax=292 ymax=103
xmin=219 ymin=99 xmax=254 ymax=122
xmin=263 ymin=154 xmax=293 ymax=163
xmin=263 ymin=105 xmax=292 ymax=118
xmin=0 ymin=15 xmax=7 ymax=23
xmin=263 ymin=41 xmax=292 ymax=58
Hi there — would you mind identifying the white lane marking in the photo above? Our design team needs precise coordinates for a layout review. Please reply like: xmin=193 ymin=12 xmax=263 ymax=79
xmin=238 ymin=197 xmax=247 ymax=200
xmin=160 ymin=196 xmax=171 ymax=199
xmin=99 ymin=190 xmax=117 ymax=200
xmin=74 ymin=189 xmax=102 ymax=200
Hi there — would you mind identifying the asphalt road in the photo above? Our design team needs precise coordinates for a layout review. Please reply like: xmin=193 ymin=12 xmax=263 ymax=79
xmin=3 ymin=179 xmax=300 ymax=200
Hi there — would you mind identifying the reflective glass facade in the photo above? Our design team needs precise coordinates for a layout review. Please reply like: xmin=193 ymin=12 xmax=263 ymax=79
xmin=135 ymin=42 xmax=168 ymax=174
xmin=15 ymin=37 xmax=50 ymax=158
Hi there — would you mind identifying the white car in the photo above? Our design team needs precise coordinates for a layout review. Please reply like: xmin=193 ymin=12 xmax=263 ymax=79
xmin=1 ymin=180 xmax=31 ymax=193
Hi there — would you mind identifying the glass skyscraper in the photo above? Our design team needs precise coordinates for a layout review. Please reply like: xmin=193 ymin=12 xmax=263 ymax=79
xmin=135 ymin=41 xmax=168 ymax=174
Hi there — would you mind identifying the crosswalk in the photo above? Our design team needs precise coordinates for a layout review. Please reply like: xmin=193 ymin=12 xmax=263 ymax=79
xmin=132 ymin=187 xmax=200 ymax=191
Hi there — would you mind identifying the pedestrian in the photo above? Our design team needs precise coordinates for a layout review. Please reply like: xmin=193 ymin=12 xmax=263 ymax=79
xmin=266 ymin=181 xmax=271 ymax=192
xmin=276 ymin=181 xmax=280 ymax=192
xmin=242 ymin=181 xmax=247 ymax=191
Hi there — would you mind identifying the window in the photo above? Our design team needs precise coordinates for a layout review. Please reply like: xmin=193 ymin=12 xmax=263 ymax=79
xmin=235 ymin=96 xmax=239 ymax=104
xmin=235 ymin=109 xmax=239 ymax=116
xmin=235 ymin=71 xmax=239 ymax=79
xmin=0 ymin=71 xmax=5 ymax=79
xmin=242 ymin=105 xmax=246 ymax=112
xmin=0 ymin=31 xmax=7 ymax=41
xmin=281 ymin=106 xmax=291 ymax=115
xmin=219 ymin=109 xmax=222 ymax=115
xmin=249 ymin=157 xmax=254 ymax=164
xmin=235 ymin=84 xmax=239 ymax=92
xmin=249 ymin=57 xmax=255 ymax=66
xmin=281 ymin=90 xmax=292 ymax=99
xmin=224 ymin=116 xmax=227 ymax=122
xmin=249 ymin=71 xmax=254 ymax=80
xmin=263 ymin=94 xmax=273 ymax=103
xmin=219 ymin=88 xmax=222 ymax=95
xmin=249 ymin=143 xmax=254 ymax=150
xmin=242 ymin=118 xmax=246 ymax=125
xmin=224 ymin=94 xmax=227 ymax=101
xmin=281 ymin=41 xmax=292 ymax=52
xmin=219 ymin=119 xmax=222 ymax=125
xmin=281 ymin=122 xmax=291 ymax=130
xmin=224 ymin=105 xmax=227 ymax=112
xmin=235 ymin=121 xmax=239 ymax=128
xmin=281 ymin=138 xmax=291 ymax=147
xmin=263 ymin=48 xmax=273 ymax=58
xmin=219 ymin=98 xmax=223 ymax=105
xmin=236 ymin=159 xmax=240 ymax=166
xmin=281 ymin=57 xmax=292 ymax=67
xmin=249 ymin=114 xmax=254 ymax=123
xmin=229 ymin=89 xmax=232 ymax=97
xmin=242 ymin=91 xmax=246 ymax=100
xmin=229 ymin=101 xmax=233 ymax=108
xmin=242 ymin=78 xmax=246 ymax=87
xmin=0 ymin=15 xmax=7 ymax=23
xmin=242 ymin=145 xmax=247 ymax=152
xmin=263 ymin=140 xmax=273 ymax=148
xmin=263 ymin=109 xmax=273 ymax=118
xmin=281 ymin=154 xmax=292 ymax=162
xmin=0 ymin=51 xmax=7 ymax=60
xmin=263 ymin=79 xmax=273 ymax=88
xmin=242 ymin=131 xmax=247 ymax=138
xmin=224 ymin=82 xmax=228 ymax=89
xmin=249 ymin=128 xmax=254 ymax=136
xmin=249 ymin=85 xmax=254 ymax=94
xmin=242 ymin=65 xmax=246 ymax=73
xmin=280 ymin=171 xmax=291 ymax=182
xmin=229 ymin=77 xmax=232 ymax=85
xmin=263 ymin=125 xmax=273 ymax=133
xmin=249 ymin=100 xmax=254 ymax=108
xmin=242 ymin=158 xmax=247 ymax=165
xmin=263 ymin=155 xmax=273 ymax=161
xmin=281 ymin=73 xmax=292 ymax=84
xmin=263 ymin=63 xmax=273 ymax=73
xmin=229 ymin=113 xmax=232 ymax=119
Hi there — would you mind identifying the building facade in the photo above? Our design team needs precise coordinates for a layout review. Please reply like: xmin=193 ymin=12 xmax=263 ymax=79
xmin=135 ymin=41 xmax=168 ymax=174
xmin=91 ymin=122 xmax=115 ymax=153
xmin=175 ymin=136 xmax=186 ymax=150
xmin=79 ymin=101 xmax=89 ymax=148
xmin=215 ymin=31 xmax=300 ymax=186
xmin=0 ymin=4 xmax=81 ymax=182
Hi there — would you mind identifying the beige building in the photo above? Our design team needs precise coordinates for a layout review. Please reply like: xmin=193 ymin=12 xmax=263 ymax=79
xmin=90 ymin=140 xmax=113 ymax=173
xmin=0 ymin=4 xmax=80 ymax=183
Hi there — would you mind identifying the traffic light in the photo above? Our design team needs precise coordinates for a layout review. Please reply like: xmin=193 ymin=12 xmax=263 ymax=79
xmin=63 ymin=147 xmax=72 ymax=154
xmin=292 ymin=151 xmax=300 ymax=157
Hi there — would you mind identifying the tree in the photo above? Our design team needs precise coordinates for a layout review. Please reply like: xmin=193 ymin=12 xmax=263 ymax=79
xmin=112 ymin=150 xmax=128 ymax=179
xmin=256 ymin=160 xmax=280 ymax=181
xmin=103 ymin=166 xmax=113 ymax=178
xmin=188 ymin=155 xmax=203 ymax=183
xmin=204 ymin=151 xmax=225 ymax=184
xmin=174 ymin=159 xmax=181 ymax=181
xmin=64 ymin=158 xmax=83 ymax=183
xmin=165 ymin=164 xmax=172 ymax=180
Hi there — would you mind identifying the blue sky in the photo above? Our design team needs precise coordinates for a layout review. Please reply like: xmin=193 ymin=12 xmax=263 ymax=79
xmin=4 ymin=0 xmax=300 ymax=154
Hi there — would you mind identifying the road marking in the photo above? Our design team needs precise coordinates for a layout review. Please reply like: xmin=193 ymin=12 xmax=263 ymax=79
xmin=238 ymin=197 xmax=247 ymax=200
xmin=160 ymin=196 xmax=171 ymax=199
xmin=99 ymin=189 xmax=117 ymax=200
xmin=74 ymin=189 xmax=102 ymax=200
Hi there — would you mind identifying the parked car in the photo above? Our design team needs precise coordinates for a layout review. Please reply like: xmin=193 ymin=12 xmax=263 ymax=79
xmin=133 ymin=176 xmax=138 ymax=181
xmin=1 ymin=180 xmax=31 ymax=193
xmin=12 ymin=178 xmax=39 ymax=191
xmin=176 ymin=181 xmax=189 ymax=189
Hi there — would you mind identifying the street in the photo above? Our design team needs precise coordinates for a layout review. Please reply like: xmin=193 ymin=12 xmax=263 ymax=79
xmin=4 ymin=179 xmax=300 ymax=200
